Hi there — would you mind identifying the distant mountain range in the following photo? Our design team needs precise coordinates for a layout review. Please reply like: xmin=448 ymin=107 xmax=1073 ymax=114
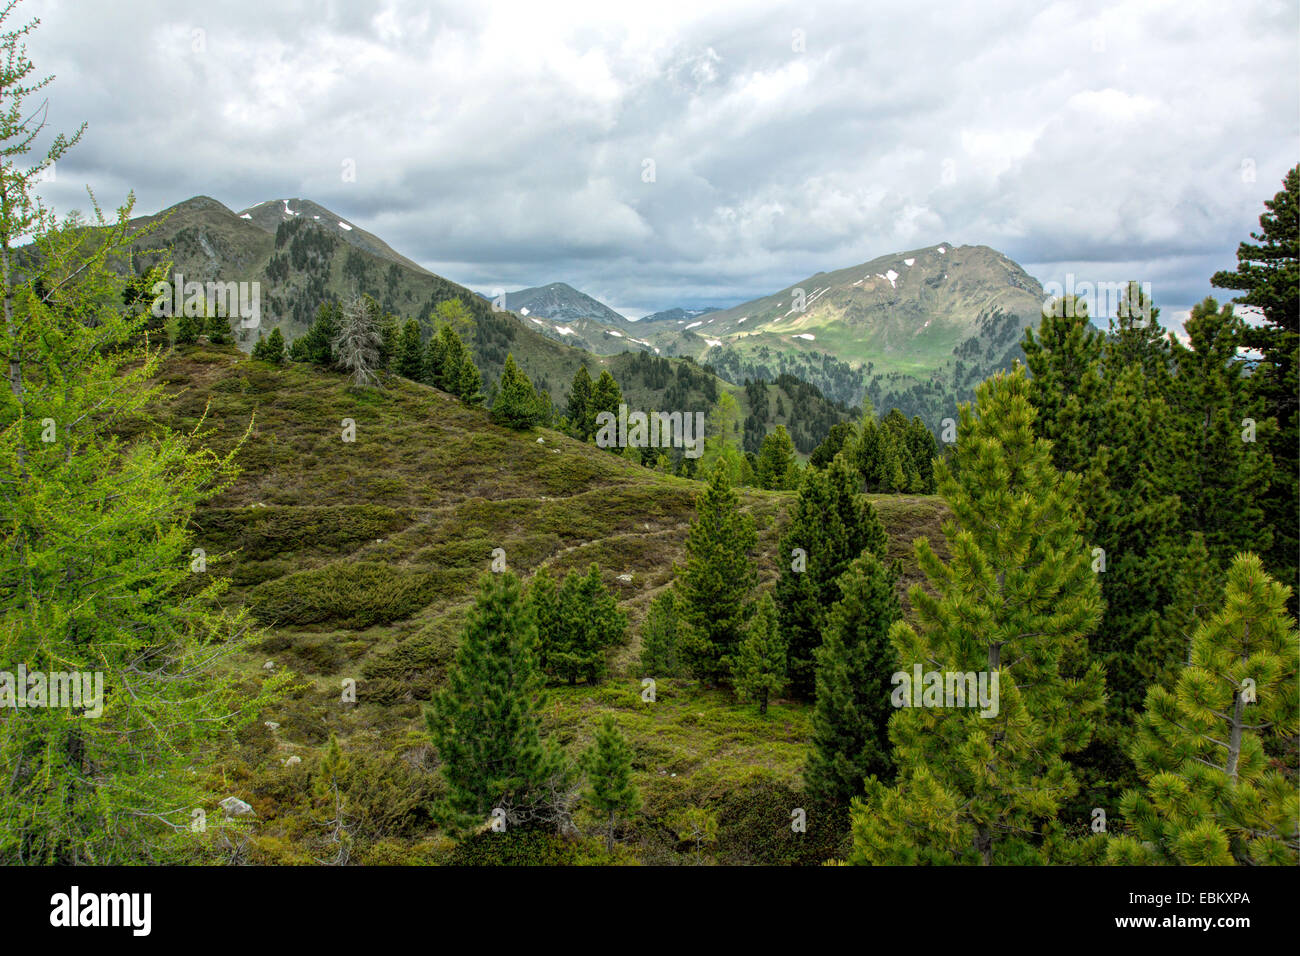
xmin=120 ymin=193 xmax=1049 ymax=429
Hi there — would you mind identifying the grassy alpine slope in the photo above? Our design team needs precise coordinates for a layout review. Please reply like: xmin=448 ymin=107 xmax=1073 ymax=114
xmin=151 ymin=342 xmax=948 ymax=865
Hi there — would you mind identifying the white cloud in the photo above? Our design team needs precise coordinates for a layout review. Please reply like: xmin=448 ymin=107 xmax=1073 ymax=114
xmin=25 ymin=0 xmax=1299 ymax=314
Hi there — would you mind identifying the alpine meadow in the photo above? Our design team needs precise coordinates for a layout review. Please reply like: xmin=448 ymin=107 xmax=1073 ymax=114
xmin=0 ymin=0 xmax=1297 ymax=931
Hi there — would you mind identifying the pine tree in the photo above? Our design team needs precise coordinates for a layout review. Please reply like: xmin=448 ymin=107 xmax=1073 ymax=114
xmin=583 ymin=716 xmax=639 ymax=853
xmin=423 ymin=323 xmax=451 ymax=388
xmin=567 ymin=365 xmax=595 ymax=440
xmin=395 ymin=318 xmax=423 ymax=380
xmin=424 ymin=572 xmax=557 ymax=829
xmin=805 ymin=553 xmax=900 ymax=808
xmin=733 ymin=593 xmax=786 ymax=714
xmin=1107 ymin=554 xmax=1298 ymax=866
xmin=205 ymin=312 xmax=229 ymax=344
xmin=1133 ymin=533 xmax=1220 ymax=696
xmin=0 ymin=15 xmax=282 ymax=861
xmin=905 ymin=416 xmax=938 ymax=493
xmin=850 ymin=368 xmax=1106 ymax=865
xmin=809 ymin=421 xmax=854 ymax=469
xmin=590 ymin=368 xmax=622 ymax=421
xmin=376 ymin=309 xmax=399 ymax=370
xmin=332 ymin=295 xmax=384 ymax=388
xmin=312 ymin=734 xmax=353 ymax=865
xmin=491 ymin=353 xmax=542 ymax=429
xmin=455 ymin=350 xmax=482 ymax=405
xmin=174 ymin=309 xmax=200 ymax=345
xmin=296 ymin=301 xmax=340 ymax=366
xmin=639 ymin=589 xmax=681 ymax=677
xmin=252 ymin=327 xmax=285 ymax=364
xmin=264 ymin=326 xmax=285 ymax=365
xmin=1168 ymin=297 xmax=1272 ymax=565
xmin=1212 ymin=167 xmax=1299 ymax=611
xmin=677 ymin=462 xmax=757 ymax=684
xmin=755 ymin=424 xmax=798 ymax=489
xmin=539 ymin=564 xmax=626 ymax=685
xmin=1022 ymin=294 xmax=1187 ymax=804
xmin=776 ymin=455 xmax=887 ymax=699
xmin=1021 ymin=294 xmax=1105 ymax=476
xmin=525 ymin=567 xmax=562 ymax=675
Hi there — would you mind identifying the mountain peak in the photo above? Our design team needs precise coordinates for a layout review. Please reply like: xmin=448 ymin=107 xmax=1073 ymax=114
xmin=236 ymin=198 xmax=431 ymax=276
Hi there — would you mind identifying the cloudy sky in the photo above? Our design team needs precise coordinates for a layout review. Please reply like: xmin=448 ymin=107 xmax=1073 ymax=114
xmin=26 ymin=0 xmax=1300 ymax=323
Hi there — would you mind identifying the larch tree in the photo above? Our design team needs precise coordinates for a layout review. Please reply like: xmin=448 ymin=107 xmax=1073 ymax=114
xmin=0 ymin=2 xmax=283 ymax=863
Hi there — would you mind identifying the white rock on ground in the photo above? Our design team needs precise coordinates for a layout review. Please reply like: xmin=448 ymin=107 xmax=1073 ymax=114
xmin=220 ymin=796 xmax=253 ymax=819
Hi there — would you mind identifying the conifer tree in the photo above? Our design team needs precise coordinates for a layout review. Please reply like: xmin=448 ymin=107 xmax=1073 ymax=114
xmin=312 ymin=734 xmax=353 ymax=865
xmin=809 ymin=421 xmax=854 ymax=469
xmin=1133 ymin=533 xmax=1220 ymax=696
xmin=491 ymin=353 xmax=542 ymax=429
xmin=1105 ymin=280 xmax=1172 ymax=383
xmin=205 ymin=312 xmax=229 ymax=344
xmin=590 ymin=368 xmax=623 ymax=445
xmin=567 ymin=365 xmax=595 ymax=440
xmin=540 ymin=564 xmax=627 ymax=685
xmin=905 ymin=416 xmax=938 ymax=493
xmin=425 ymin=572 xmax=557 ymax=829
xmin=455 ymin=349 xmax=482 ymax=405
xmin=776 ymin=455 xmax=887 ymax=699
xmin=677 ymin=462 xmax=757 ymax=684
xmin=264 ymin=326 xmax=286 ymax=365
xmin=805 ymin=553 xmax=900 ymax=808
xmin=525 ymin=567 xmax=561 ymax=674
xmin=174 ymin=309 xmax=200 ymax=345
xmin=733 ymin=593 xmax=786 ymax=715
xmin=1168 ymin=297 xmax=1272 ymax=565
xmin=850 ymin=368 xmax=1106 ymax=865
xmin=295 ymin=301 xmax=340 ymax=366
xmin=252 ymin=327 xmax=285 ymax=364
xmin=423 ymin=323 xmax=451 ymax=388
xmin=755 ymin=424 xmax=798 ymax=490
xmin=1021 ymin=294 xmax=1187 ymax=803
xmin=1021 ymin=295 xmax=1105 ymax=476
xmin=1212 ymin=167 xmax=1299 ymax=609
xmin=395 ymin=318 xmax=423 ymax=379
xmin=1107 ymin=554 xmax=1298 ymax=866
xmin=639 ymin=589 xmax=681 ymax=677
xmin=583 ymin=716 xmax=640 ymax=853
xmin=700 ymin=391 xmax=741 ymax=472
xmin=0 ymin=13 xmax=282 ymax=861
xmin=376 ymin=309 xmax=399 ymax=370
xmin=332 ymin=294 xmax=384 ymax=388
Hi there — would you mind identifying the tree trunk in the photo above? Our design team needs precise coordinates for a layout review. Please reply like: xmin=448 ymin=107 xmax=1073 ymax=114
xmin=606 ymin=810 xmax=615 ymax=853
